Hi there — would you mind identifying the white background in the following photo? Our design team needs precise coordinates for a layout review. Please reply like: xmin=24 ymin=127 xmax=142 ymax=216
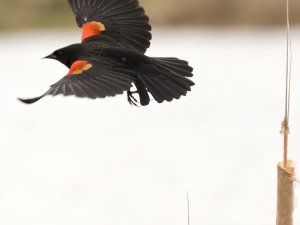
xmin=1 ymin=28 xmax=300 ymax=225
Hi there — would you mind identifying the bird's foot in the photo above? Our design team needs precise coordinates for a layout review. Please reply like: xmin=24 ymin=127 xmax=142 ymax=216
xmin=127 ymin=90 xmax=139 ymax=106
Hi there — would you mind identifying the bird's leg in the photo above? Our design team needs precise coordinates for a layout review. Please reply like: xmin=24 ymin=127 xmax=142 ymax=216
xmin=127 ymin=89 xmax=139 ymax=106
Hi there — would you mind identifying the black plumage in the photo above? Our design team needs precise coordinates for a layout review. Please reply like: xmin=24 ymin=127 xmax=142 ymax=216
xmin=19 ymin=0 xmax=194 ymax=106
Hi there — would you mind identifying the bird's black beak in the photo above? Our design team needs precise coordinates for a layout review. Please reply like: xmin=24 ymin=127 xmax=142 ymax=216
xmin=43 ymin=53 xmax=57 ymax=60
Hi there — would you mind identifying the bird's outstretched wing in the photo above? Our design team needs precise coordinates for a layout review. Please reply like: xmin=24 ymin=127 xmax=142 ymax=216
xmin=19 ymin=56 xmax=136 ymax=104
xmin=68 ymin=0 xmax=152 ymax=54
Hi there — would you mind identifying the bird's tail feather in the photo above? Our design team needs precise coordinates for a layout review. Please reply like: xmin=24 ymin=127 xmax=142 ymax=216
xmin=136 ymin=57 xmax=194 ymax=105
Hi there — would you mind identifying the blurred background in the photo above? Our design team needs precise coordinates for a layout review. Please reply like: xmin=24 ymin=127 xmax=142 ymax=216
xmin=1 ymin=1 xmax=300 ymax=225
xmin=0 ymin=0 xmax=300 ymax=30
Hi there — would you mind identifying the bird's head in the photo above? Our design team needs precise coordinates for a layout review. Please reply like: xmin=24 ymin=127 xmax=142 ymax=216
xmin=44 ymin=44 xmax=82 ymax=68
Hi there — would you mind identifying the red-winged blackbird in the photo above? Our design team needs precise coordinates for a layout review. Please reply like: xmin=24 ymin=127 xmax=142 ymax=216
xmin=19 ymin=0 xmax=194 ymax=106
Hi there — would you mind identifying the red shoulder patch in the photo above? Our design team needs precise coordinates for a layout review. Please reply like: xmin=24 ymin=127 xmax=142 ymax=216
xmin=68 ymin=60 xmax=93 ymax=75
xmin=81 ymin=21 xmax=106 ymax=42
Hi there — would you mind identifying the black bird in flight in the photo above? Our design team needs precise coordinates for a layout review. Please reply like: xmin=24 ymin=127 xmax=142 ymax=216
xmin=19 ymin=0 xmax=194 ymax=106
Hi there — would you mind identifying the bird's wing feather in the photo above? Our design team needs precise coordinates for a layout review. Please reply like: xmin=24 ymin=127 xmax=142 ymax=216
xmin=19 ymin=56 xmax=136 ymax=104
xmin=68 ymin=0 xmax=151 ymax=53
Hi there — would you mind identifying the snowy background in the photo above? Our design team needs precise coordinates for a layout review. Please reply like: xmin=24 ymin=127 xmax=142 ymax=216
xmin=1 ymin=28 xmax=300 ymax=225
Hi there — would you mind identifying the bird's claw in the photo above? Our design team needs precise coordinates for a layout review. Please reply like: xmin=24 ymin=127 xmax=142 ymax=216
xmin=127 ymin=90 xmax=139 ymax=106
